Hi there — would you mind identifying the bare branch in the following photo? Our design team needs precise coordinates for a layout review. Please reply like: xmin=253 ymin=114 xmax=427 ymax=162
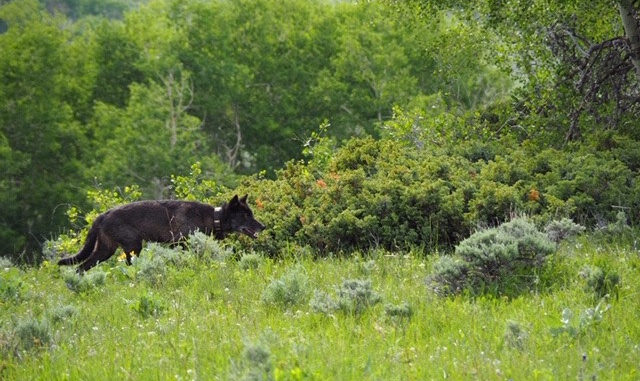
xmin=546 ymin=22 xmax=640 ymax=143
xmin=160 ymin=70 xmax=196 ymax=149
xmin=222 ymin=105 xmax=243 ymax=169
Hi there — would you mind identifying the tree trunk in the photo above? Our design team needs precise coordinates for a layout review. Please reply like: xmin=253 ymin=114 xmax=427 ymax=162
xmin=165 ymin=72 xmax=178 ymax=149
xmin=617 ymin=0 xmax=640 ymax=80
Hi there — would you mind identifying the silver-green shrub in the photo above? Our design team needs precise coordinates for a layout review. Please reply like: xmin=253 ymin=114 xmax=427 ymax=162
xmin=261 ymin=267 xmax=310 ymax=308
xmin=239 ymin=253 xmax=263 ymax=270
xmin=15 ymin=318 xmax=51 ymax=350
xmin=311 ymin=279 xmax=382 ymax=316
xmin=188 ymin=231 xmax=233 ymax=261
xmin=426 ymin=256 xmax=469 ymax=296
xmin=545 ymin=218 xmax=586 ymax=243
xmin=384 ymin=302 xmax=413 ymax=319
xmin=428 ymin=218 xmax=556 ymax=296
xmin=64 ymin=269 xmax=106 ymax=293
xmin=49 ymin=305 xmax=78 ymax=323
xmin=580 ymin=265 xmax=620 ymax=299
xmin=336 ymin=279 xmax=381 ymax=315
xmin=309 ymin=290 xmax=339 ymax=315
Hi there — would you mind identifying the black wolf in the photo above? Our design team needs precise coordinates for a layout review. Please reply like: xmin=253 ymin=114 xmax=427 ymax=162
xmin=58 ymin=195 xmax=265 ymax=272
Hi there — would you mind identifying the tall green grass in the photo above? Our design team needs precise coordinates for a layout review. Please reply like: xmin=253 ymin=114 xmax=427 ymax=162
xmin=1 ymin=234 xmax=639 ymax=380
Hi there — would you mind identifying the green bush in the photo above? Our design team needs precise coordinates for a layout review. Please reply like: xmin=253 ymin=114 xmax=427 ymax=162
xmin=457 ymin=218 xmax=555 ymax=282
xmin=135 ymin=255 xmax=167 ymax=286
xmin=133 ymin=244 xmax=207 ymax=285
xmin=145 ymin=244 xmax=190 ymax=266
xmin=132 ymin=293 xmax=165 ymax=319
xmin=15 ymin=318 xmax=51 ymax=351
xmin=384 ymin=302 xmax=413 ymax=319
xmin=605 ymin=211 xmax=631 ymax=233
xmin=238 ymin=138 xmax=473 ymax=255
xmin=536 ymin=151 xmax=636 ymax=226
xmin=545 ymin=218 xmax=586 ymax=243
xmin=64 ymin=269 xmax=106 ymax=293
xmin=310 ymin=279 xmax=382 ymax=316
xmin=336 ymin=279 xmax=382 ymax=315
xmin=241 ymin=137 xmax=638 ymax=256
xmin=0 ymin=256 xmax=13 ymax=268
xmin=187 ymin=231 xmax=233 ymax=261
xmin=428 ymin=218 xmax=556 ymax=296
xmin=309 ymin=290 xmax=339 ymax=315
xmin=261 ymin=267 xmax=310 ymax=308
xmin=426 ymin=255 xmax=469 ymax=297
xmin=504 ymin=320 xmax=528 ymax=350
xmin=48 ymin=305 xmax=78 ymax=323
xmin=467 ymin=181 xmax=522 ymax=226
xmin=233 ymin=343 xmax=273 ymax=381
xmin=238 ymin=253 xmax=263 ymax=271
xmin=580 ymin=265 xmax=620 ymax=300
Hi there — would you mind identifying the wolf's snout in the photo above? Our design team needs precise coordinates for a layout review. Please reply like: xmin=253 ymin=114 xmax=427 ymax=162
xmin=245 ymin=219 xmax=265 ymax=239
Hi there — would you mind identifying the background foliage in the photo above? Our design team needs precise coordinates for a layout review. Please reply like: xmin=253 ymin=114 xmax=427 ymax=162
xmin=1 ymin=0 xmax=639 ymax=261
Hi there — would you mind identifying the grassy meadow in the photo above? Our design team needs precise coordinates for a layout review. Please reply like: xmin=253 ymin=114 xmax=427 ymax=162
xmin=1 ymin=234 xmax=639 ymax=380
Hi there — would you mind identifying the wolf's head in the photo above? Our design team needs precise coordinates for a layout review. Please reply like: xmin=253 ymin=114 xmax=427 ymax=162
xmin=226 ymin=194 xmax=265 ymax=239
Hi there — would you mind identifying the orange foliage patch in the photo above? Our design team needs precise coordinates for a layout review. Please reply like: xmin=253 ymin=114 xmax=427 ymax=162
xmin=528 ymin=188 xmax=540 ymax=202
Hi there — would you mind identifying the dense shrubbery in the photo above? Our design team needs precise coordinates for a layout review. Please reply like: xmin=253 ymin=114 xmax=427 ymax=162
xmin=48 ymin=130 xmax=639 ymax=262
xmin=235 ymin=137 xmax=474 ymax=254
xmin=227 ymin=135 xmax=638 ymax=256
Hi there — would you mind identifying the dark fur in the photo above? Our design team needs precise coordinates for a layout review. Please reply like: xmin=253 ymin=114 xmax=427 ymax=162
xmin=58 ymin=195 xmax=264 ymax=272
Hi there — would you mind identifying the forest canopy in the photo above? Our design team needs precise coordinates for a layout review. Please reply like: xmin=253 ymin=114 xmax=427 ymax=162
xmin=1 ymin=0 xmax=639 ymax=261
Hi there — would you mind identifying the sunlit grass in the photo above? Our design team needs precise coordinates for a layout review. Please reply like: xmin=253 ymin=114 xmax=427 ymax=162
xmin=1 ymin=234 xmax=639 ymax=380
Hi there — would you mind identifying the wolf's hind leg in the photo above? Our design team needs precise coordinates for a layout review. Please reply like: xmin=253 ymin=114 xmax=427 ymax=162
xmin=77 ymin=237 xmax=117 ymax=273
xmin=121 ymin=240 xmax=143 ymax=266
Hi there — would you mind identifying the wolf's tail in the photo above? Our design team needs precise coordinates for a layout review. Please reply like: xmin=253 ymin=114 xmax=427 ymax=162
xmin=57 ymin=218 xmax=101 ymax=266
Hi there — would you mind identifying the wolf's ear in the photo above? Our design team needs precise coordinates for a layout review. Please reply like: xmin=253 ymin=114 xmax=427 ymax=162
xmin=229 ymin=194 xmax=239 ymax=205
xmin=240 ymin=194 xmax=248 ymax=204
